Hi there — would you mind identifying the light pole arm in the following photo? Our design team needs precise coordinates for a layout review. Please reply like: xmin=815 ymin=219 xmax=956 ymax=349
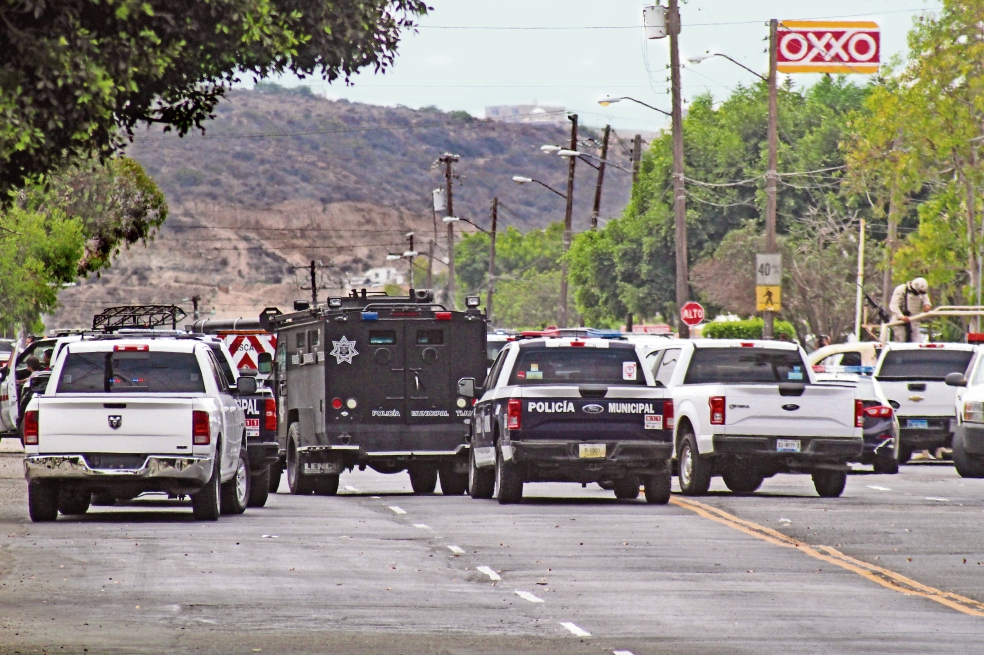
xmin=705 ymin=53 xmax=766 ymax=81
xmin=621 ymin=97 xmax=671 ymax=117
xmin=531 ymin=179 xmax=568 ymax=199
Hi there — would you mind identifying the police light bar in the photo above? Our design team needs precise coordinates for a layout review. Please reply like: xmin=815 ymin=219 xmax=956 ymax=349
xmin=362 ymin=312 xmax=379 ymax=321
xmin=465 ymin=296 xmax=481 ymax=308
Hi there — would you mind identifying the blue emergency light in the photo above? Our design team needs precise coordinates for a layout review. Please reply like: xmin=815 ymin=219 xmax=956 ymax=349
xmin=361 ymin=312 xmax=379 ymax=321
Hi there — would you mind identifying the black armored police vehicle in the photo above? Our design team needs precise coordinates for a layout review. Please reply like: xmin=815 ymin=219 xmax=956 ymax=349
xmin=260 ymin=289 xmax=487 ymax=496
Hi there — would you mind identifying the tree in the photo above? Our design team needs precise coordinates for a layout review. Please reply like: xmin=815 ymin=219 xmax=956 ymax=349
xmin=0 ymin=0 xmax=427 ymax=197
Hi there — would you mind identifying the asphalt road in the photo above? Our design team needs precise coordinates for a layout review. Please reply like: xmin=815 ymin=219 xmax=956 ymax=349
xmin=1 ymin=453 xmax=983 ymax=654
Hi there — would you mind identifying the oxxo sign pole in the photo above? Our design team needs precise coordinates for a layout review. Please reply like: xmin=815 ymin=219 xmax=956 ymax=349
xmin=763 ymin=19 xmax=779 ymax=340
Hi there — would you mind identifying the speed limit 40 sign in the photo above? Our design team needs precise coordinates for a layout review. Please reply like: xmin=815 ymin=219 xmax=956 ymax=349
xmin=756 ymin=254 xmax=781 ymax=286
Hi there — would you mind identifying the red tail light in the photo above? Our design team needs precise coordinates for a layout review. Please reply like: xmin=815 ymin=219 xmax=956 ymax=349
xmin=435 ymin=312 xmax=452 ymax=321
xmin=114 ymin=344 xmax=149 ymax=352
xmin=863 ymin=405 xmax=893 ymax=419
xmin=193 ymin=410 xmax=211 ymax=445
xmin=855 ymin=400 xmax=864 ymax=428
xmin=331 ymin=397 xmax=343 ymax=410
xmin=569 ymin=340 xmax=585 ymax=347
xmin=264 ymin=398 xmax=277 ymax=431
xmin=663 ymin=400 xmax=674 ymax=430
xmin=709 ymin=396 xmax=726 ymax=425
xmin=23 ymin=410 xmax=38 ymax=445
xmin=507 ymin=399 xmax=522 ymax=430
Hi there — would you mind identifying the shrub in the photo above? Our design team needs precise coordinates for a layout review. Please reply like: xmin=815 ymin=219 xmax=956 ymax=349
xmin=173 ymin=167 xmax=204 ymax=187
xmin=700 ymin=317 xmax=797 ymax=340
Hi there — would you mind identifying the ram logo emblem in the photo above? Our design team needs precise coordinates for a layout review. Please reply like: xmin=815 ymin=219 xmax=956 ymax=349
xmin=108 ymin=415 xmax=123 ymax=429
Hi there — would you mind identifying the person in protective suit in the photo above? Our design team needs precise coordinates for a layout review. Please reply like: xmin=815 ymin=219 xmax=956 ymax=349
xmin=889 ymin=277 xmax=932 ymax=343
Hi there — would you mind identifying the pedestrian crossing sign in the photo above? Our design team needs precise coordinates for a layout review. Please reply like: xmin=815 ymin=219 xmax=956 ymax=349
xmin=756 ymin=285 xmax=782 ymax=312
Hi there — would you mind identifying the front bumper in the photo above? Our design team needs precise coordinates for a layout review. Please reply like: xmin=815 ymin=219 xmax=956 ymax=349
xmin=956 ymin=424 xmax=984 ymax=455
xmin=712 ymin=436 xmax=863 ymax=463
xmin=24 ymin=454 xmax=212 ymax=485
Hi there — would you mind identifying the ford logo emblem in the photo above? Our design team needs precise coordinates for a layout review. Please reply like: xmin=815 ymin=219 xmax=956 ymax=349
xmin=581 ymin=404 xmax=605 ymax=414
xmin=781 ymin=404 xmax=800 ymax=412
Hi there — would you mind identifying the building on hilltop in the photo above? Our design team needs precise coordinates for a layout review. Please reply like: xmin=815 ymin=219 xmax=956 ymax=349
xmin=484 ymin=104 xmax=567 ymax=126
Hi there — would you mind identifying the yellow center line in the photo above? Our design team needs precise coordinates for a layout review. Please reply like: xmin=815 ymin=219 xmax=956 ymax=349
xmin=670 ymin=496 xmax=984 ymax=618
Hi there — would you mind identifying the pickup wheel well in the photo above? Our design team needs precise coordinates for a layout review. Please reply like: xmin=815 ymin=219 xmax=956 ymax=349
xmin=676 ymin=417 xmax=694 ymax=452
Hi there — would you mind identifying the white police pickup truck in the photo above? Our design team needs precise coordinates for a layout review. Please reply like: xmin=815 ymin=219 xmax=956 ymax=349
xmin=464 ymin=337 xmax=673 ymax=504
xmin=645 ymin=339 xmax=862 ymax=498
xmin=22 ymin=338 xmax=253 ymax=522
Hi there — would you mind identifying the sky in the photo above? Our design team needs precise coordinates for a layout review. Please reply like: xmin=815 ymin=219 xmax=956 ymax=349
xmin=268 ymin=0 xmax=944 ymax=133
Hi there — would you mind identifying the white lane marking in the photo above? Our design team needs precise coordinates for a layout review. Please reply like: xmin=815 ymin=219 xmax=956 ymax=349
xmin=389 ymin=506 xmax=406 ymax=515
xmin=448 ymin=545 xmax=465 ymax=554
xmin=413 ymin=523 xmax=431 ymax=530
xmin=613 ymin=651 xmax=635 ymax=655
xmin=476 ymin=566 xmax=501 ymax=581
xmin=344 ymin=485 xmax=359 ymax=492
xmin=867 ymin=485 xmax=892 ymax=491
xmin=925 ymin=497 xmax=950 ymax=502
xmin=515 ymin=590 xmax=544 ymax=603
xmin=371 ymin=496 xmax=381 ymax=499
xmin=560 ymin=622 xmax=591 ymax=637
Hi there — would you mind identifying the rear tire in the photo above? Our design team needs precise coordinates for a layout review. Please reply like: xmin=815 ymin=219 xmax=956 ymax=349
xmin=722 ymin=467 xmax=764 ymax=494
xmin=192 ymin=452 xmax=221 ymax=521
xmin=468 ymin=447 xmax=495 ymax=499
xmin=897 ymin=446 xmax=913 ymax=464
xmin=248 ymin=467 xmax=271 ymax=507
xmin=439 ymin=464 xmax=468 ymax=496
xmin=313 ymin=474 xmax=340 ymax=496
xmin=872 ymin=456 xmax=900 ymax=475
xmin=221 ymin=443 xmax=250 ymax=515
xmin=644 ymin=466 xmax=672 ymax=505
xmin=28 ymin=481 xmax=58 ymax=522
xmin=495 ymin=448 xmax=523 ymax=504
xmin=268 ymin=462 xmax=283 ymax=493
xmin=287 ymin=424 xmax=314 ymax=495
xmin=678 ymin=432 xmax=711 ymax=496
xmin=91 ymin=492 xmax=116 ymax=506
xmin=58 ymin=488 xmax=91 ymax=515
xmin=953 ymin=434 xmax=984 ymax=478
xmin=408 ymin=465 xmax=438 ymax=494
xmin=613 ymin=476 xmax=641 ymax=500
xmin=812 ymin=469 xmax=847 ymax=498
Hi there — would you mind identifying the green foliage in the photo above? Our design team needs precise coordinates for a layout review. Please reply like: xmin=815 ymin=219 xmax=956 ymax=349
xmin=570 ymin=76 xmax=870 ymax=325
xmin=255 ymin=82 xmax=315 ymax=97
xmin=700 ymin=318 xmax=796 ymax=341
xmin=0 ymin=0 xmax=428 ymax=197
xmin=0 ymin=206 xmax=84 ymax=334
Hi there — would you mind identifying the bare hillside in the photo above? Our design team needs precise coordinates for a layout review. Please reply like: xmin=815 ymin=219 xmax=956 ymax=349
xmin=50 ymin=88 xmax=635 ymax=328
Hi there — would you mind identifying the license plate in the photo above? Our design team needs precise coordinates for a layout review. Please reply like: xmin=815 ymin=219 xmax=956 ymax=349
xmin=776 ymin=439 xmax=801 ymax=453
xmin=907 ymin=419 xmax=929 ymax=429
xmin=578 ymin=444 xmax=606 ymax=459
xmin=644 ymin=414 xmax=663 ymax=430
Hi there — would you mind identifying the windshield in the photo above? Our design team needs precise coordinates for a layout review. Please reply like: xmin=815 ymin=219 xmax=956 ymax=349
xmin=57 ymin=351 xmax=206 ymax=393
xmin=876 ymin=349 xmax=974 ymax=381
xmin=684 ymin=348 xmax=809 ymax=384
xmin=507 ymin=347 xmax=646 ymax=386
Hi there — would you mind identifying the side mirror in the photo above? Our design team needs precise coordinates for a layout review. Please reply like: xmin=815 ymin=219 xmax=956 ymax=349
xmin=888 ymin=399 xmax=901 ymax=410
xmin=945 ymin=372 xmax=968 ymax=387
xmin=238 ymin=367 xmax=258 ymax=378
xmin=236 ymin=377 xmax=257 ymax=395
xmin=257 ymin=352 xmax=273 ymax=375
xmin=0 ymin=367 xmax=7 ymax=383
xmin=457 ymin=377 xmax=477 ymax=398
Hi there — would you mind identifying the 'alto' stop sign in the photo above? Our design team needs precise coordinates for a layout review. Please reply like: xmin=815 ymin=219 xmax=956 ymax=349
xmin=680 ymin=301 xmax=705 ymax=327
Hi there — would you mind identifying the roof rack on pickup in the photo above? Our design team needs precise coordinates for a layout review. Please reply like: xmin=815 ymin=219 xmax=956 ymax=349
xmin=93 ymin=305 xmax=187 ymax=332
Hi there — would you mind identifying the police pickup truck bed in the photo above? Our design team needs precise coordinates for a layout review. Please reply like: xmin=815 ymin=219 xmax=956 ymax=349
xmin=467 ymin=337 xmax=673 ymax=504
xmin=22 ymin=338 xmax=253 ymax=522
xmin=645 ymin=339 xmax=863 ymax=498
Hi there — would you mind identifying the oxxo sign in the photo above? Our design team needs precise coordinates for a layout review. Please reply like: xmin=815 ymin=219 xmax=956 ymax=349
xmin=777 ymin=21 xmax=880 ymax=75
xmin=680 ymin=301 xmax=704 ymax=328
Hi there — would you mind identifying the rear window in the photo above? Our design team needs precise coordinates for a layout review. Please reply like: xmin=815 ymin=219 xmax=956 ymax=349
xmin=876 ymin=349 xmax=974 ymax=381
xmin=57 ymin=351 xmax=206 ymax=393
xmin=508 ymin=347 xmax=645 ymax=386
xmin=207 ymin=343 xmax=235 ymax=384
xmin=684 ymin=348 xmax=809 ymax=384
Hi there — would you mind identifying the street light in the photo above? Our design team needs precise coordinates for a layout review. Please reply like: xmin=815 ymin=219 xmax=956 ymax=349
xmin=597 ymin=95 xmax=671 ymax=116
xmin=511 ymin=175 xmax=568 ymax=199
xmin=540 ymin=145 xmax=562 ymax=154
xmin=688 ymin=52 xmax=766 ymax=81
xmin=442 ymin=215 xmax=460 ymax=224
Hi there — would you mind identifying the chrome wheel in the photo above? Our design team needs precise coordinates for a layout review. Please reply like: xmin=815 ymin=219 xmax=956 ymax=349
xmin=235 ymin=455 xmax=248 ymax=505
xmin=680 ymin=444 xmax=694 ymax=489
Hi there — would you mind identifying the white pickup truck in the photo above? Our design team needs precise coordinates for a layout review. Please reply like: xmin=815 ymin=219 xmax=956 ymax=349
xmin=873 ymin=342 xmax=977 ymax=463
xmin=22 ymin=337 xmax=253 ymax=522
xmin=644 ymin=339 xmax=863 ymax=498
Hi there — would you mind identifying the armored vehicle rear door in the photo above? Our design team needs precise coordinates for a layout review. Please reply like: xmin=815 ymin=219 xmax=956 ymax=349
xmin=406 ymin=320 xmax=453 ymax=424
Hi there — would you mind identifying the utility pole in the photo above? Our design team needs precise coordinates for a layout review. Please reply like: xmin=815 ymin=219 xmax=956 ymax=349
xmin=590 ymin=125 xmax=611 ymax=230
xmin=406 ymin=232 xmax=415 ymax=287
xmin=309 ymin=260 xmax=318 ymax=307
xmin=426 ymin=239 xmax=434 ymax=289
xmin=763 ymin=18 xmax=779 ymax=339
xmin=487 ymin=197 xmax=499 ymax=324
xmin=668 ymin=0 xmax=690 ymax=339
xmin=632 ymin=134 xmax=642 ymax=185
xmin=191 ymin=295 xmax=201 ymax=322
xmin=854 ymin=219 xmax=866 ymax=340
xmin=559 ymin=114 xmax=578 ymax=328
xmin=437 ymin=153 xmax=460 ymax=309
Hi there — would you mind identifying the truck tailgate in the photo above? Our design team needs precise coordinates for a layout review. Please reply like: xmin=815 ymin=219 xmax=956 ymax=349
xmin=518 ymin=386 xmax=668 ymax=441
xmin=37 ymin=397 xmax=193 ymax=454
xmin=876 ymin=380 xmax=957 ymax=418
xmin=724 ymin=385 xmax=856 ymax=437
